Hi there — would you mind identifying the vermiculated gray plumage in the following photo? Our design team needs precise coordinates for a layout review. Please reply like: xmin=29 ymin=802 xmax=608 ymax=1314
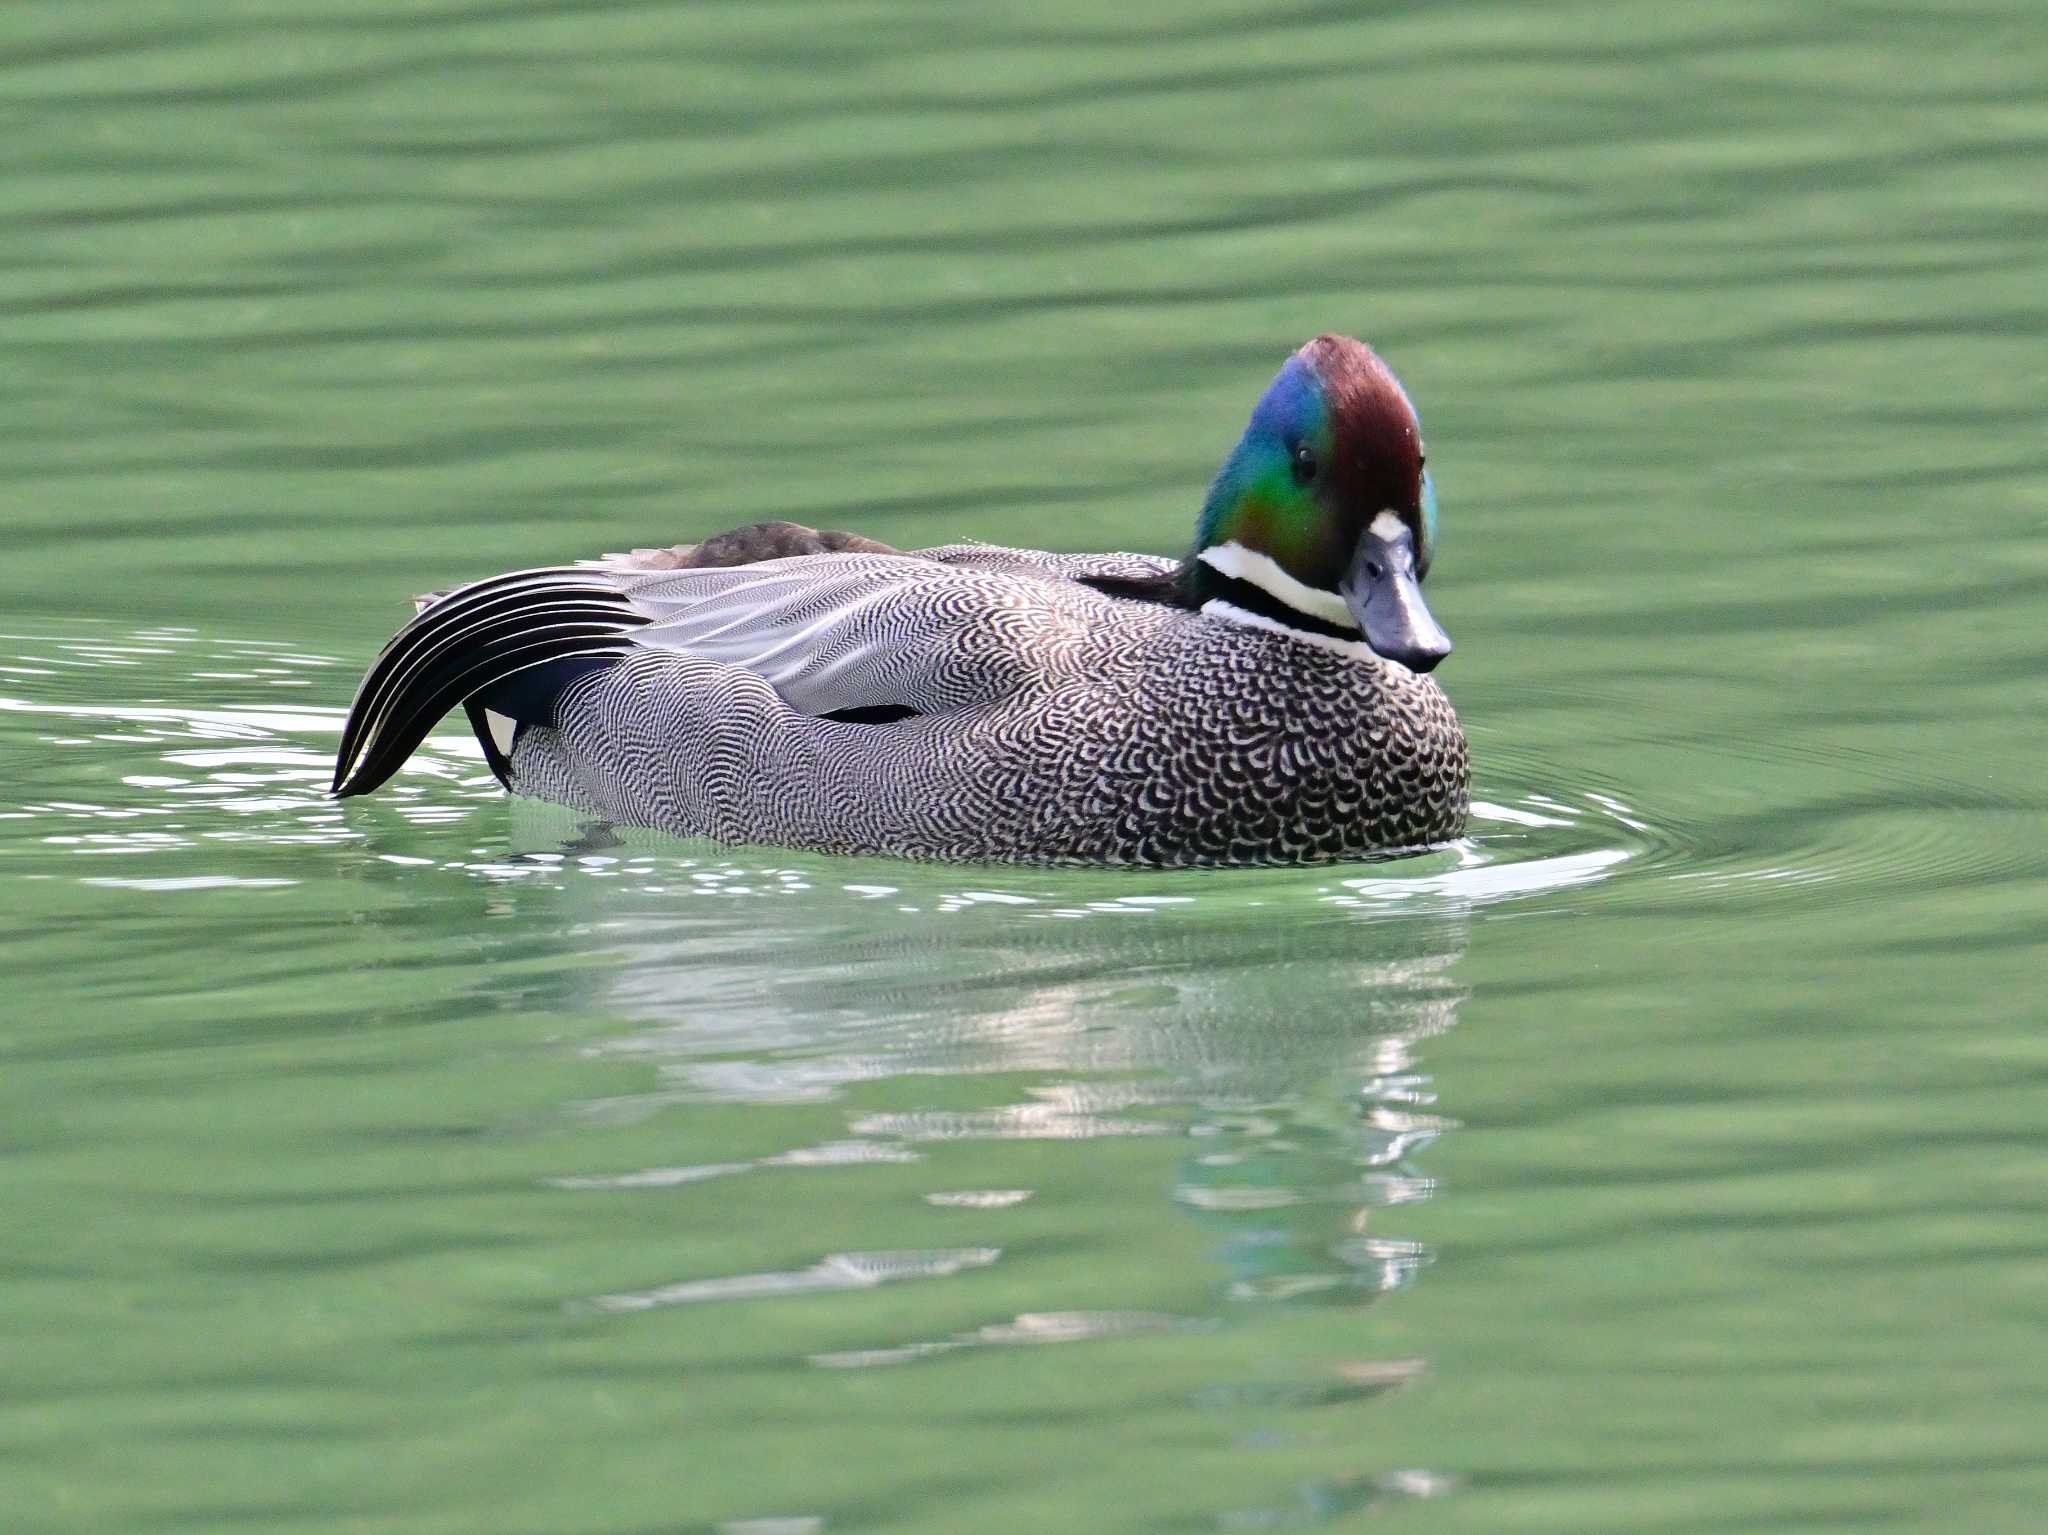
xmin=335 ymin=539 xmax=1469 ymax=866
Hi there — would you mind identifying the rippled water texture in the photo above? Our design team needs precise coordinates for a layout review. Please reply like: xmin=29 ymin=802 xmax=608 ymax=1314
xmin=5 ymin=3 xmax=2046 ymax=1532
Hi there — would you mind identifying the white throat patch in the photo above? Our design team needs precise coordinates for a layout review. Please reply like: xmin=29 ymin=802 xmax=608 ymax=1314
xmin=1200 ymin=600 xmax=1391 ymax=665
xmin=1195 ymin=541 xmax=1356 ymax=631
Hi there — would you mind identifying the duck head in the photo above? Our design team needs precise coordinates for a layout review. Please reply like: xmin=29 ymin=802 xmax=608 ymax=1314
xmin=1188 ymin=334 xmax=1450 ymax=672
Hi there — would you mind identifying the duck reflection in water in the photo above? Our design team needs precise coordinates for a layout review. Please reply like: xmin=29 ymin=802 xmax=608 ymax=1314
xmin=491 ymin=822 xmax=1475 ymax=1319
xmin=459 ymin=820 xmax=1505 ymax=1521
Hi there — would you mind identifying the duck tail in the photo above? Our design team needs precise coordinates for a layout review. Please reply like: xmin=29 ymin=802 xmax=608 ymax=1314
xmin=331 ymin=568 xmax=648 ymax=799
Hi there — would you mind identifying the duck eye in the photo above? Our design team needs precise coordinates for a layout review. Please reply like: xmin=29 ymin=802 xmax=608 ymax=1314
xmin=1290 ymin=443 xmax=1317 ymax=485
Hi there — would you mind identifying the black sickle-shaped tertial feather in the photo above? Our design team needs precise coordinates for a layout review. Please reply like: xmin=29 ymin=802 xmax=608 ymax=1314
xmin=339 ymin=583 xmax=618 ymax=769
xmin=332 ymin=568 xmax=648 ymax=799
xmin=336 ymin=570 xmax=608 ymax=783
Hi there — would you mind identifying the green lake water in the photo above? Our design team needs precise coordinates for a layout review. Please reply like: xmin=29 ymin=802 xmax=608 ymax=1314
xmin=5 ymin=2 xmax=2045 ymax=1530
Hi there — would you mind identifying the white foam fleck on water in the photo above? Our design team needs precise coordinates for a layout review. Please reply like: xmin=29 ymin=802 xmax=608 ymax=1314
xmin=763 ymin=1140 xmax=920 ymax=1167
xmin=812 ymin=1310 xmax=1195 ymax=1369
xmin=924 ymin=1189 xmax=1034 ymax=1209
xmin=588 ymin=1247 xmax=999 ymax=1312
xmin=81 ymin=875 xmax=297 ymax=892
xmin=551 ymin=1163 xmax=754 ymax=1190
xmin=1332 ymin=847 xmax=1628 ymax=908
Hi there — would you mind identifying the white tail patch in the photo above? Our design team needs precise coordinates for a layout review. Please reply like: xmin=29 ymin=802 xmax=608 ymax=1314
xmin=484 ymin=708 xmax=519 ymax=759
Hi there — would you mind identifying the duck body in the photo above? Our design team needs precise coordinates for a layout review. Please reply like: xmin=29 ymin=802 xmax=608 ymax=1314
xmin=334 ymin=336 xmax=1472 ymax=865
xmin=489 ymin=541 xmax=1467 ymax=863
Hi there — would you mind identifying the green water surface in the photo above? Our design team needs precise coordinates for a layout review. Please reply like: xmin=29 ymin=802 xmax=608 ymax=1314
xmin=4 ymin=2 xmax=2045 ymax=1531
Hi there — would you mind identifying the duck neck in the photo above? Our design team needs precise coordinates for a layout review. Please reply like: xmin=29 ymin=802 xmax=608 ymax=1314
xmin=1182 ymin=539 xmax=1362 ymax=646
xmin=1183 ymin=434 xmax=1362 ymax=644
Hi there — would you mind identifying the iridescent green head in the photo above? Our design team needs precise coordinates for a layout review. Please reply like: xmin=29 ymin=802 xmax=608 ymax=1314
xmin=1190 ymin=335 xmax=1449 ymax=671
